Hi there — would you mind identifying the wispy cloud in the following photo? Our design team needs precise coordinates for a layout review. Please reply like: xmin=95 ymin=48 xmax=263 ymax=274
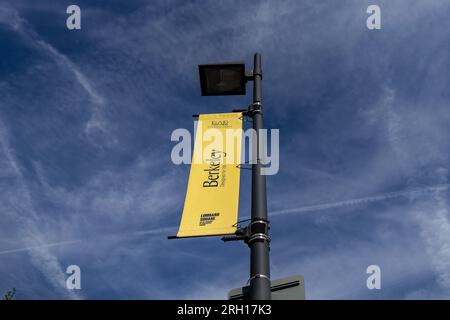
xmin=409 ymin=171 xmax=450 ymax=297
xmin=0 ymin=6 xmax=103 ymax=104
xmin=0 ymin=119 xmax=82 ymax=299
xmin=0 ymin=4 xmax=109 ymax=148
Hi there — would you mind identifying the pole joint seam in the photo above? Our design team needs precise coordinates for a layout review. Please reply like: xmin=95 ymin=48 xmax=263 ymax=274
xmin=252 ymin=69 xmax=262 ymax=79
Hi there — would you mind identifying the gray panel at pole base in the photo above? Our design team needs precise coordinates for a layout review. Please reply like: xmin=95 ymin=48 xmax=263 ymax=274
xmin=228 ymin=275 xmax=305 ymax=300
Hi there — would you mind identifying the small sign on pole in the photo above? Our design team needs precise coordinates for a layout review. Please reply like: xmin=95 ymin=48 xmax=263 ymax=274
xmin=228 ymin=275 xmax=305 ymax=300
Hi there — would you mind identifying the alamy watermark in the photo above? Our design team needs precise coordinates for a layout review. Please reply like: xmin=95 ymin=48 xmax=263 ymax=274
xmin=65 ymin=4 xmax=380 ymax=32
xmin=366 ymin=265 xmax=381 ymax=290
xmin=170 ymin=121 xmax=279 ymax=176
xmin=66 ymin=265 xmax=81 ymax=290
xmin=366 ymin=5 xmax=381 ymax=30
xmin=66 ymin=5 xmax=81 ymax=30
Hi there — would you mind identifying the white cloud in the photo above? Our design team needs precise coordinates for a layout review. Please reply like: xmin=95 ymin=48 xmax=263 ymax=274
xmin=411 ymin=173 xmax=450 ymax=296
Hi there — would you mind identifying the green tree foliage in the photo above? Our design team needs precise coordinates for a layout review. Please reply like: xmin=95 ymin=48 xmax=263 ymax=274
xmin=3 ymin=288 xmax=16 ymax=300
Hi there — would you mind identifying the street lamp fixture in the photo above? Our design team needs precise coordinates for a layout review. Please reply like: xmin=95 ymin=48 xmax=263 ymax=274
xmin=198 ymin=62 xmax=246 ymax=96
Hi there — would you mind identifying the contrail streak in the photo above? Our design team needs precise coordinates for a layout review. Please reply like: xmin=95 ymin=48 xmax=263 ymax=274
xmin=0 ymin=228 xmax=176 ymax=256
xmin=1 ymin=184 xmax=448 ymax=256
xmin=270 ymin=183 xmax=450 ymax=217
xmin=0 ymin=240 xmax=82 ymax=256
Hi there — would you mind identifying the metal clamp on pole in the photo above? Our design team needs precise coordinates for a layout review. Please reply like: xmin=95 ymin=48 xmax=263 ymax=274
xmin=247 ymin=233 xmax=271 ymax=245
xmin=250 ymin=219 xmax=270 ymax=233
xmin=247 ymin=102 xmax=262 ymax=116
xmin=247 ymin=274 xmax=270 ymax=285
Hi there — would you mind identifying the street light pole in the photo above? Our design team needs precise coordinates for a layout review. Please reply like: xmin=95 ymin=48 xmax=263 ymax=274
xmin=197 ymin=53 xmax=271 ymax=300
xmin=248 ymin=53 xmax=271 ymax=300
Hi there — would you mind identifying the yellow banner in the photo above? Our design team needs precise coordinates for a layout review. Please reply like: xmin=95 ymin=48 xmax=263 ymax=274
xmin=176 ymin=112 xmax=243 ymax=238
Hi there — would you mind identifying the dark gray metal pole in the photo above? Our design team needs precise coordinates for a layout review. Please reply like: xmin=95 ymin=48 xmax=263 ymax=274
xmin=248 ymin=53 xmax=271 ymax=300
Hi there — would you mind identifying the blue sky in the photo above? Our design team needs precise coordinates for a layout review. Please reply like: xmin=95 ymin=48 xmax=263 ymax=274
xmin=1 ymin=0 xmax=450 ymax=299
